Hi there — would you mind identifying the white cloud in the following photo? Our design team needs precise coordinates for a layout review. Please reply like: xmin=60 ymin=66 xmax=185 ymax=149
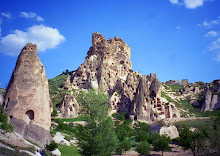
xmin=216 ymin=53 xmax=220 ymax=62
xmin=20 ymin=12 xmax=44 ymax=22
xmin=183 ymin=0 xmax=204 ymax=9
xmin=208 ymin=38 xmax=220 ymax=62
xmin=0 ymin=25 xmax=65 ymax=56
xmin=169 ymin=0 xmax=211 ymax=9
xmin=200 ymin=17 xmax=220 ymax=28
xmin=209 ymin=38 xmax=220 ymax=51
xmin=169 ymin=0 xmax=179 ymax=4
xmin=205 ymin=31 xmax=218 ymax=37
xmin=1 ymin=12 xmax=11 ymax=19
xmin=176 ymin=26 xmax=181 ymax=29
xmin=36 ymin=16 xmax=44 ymax=22
xmin=0 ymin=19 xmax=2 ymax=36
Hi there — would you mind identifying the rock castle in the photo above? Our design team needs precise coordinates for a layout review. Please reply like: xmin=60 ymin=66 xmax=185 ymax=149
xmin=59 ymin=32 xmax=180 ymax=122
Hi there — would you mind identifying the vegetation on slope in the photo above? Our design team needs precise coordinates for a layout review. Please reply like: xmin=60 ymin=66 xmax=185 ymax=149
xmin=0 ymin=105 xmax=13 ymax=132
xmin=162 ymin=83 xmax=220 ymax=118
xmin=48 ymin=73 xmax=69 ymax=117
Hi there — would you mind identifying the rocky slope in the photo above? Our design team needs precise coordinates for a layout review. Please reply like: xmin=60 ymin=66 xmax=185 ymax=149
xmin=3 ymin=43 xmax=52 ymax=146
xmin=58 ymin=32 xmax=180 ymax=122
xmin=0 ymin=90 xmax=4 ymax=105
xmin=201 ymin=79 xmax=220 ymax=112
xmin=161 ymin=79 xmax=220 ymax=117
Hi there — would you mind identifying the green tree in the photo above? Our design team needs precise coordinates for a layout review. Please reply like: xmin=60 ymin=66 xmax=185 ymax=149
xmin=205 ymin=117 xmax=220 ymax=155
xmin=115 ymin=140 xmax=131 ymax=154
xmin=115 ymin=122 xmax=134 ymax=141
xmin=75 ymin=89 xmax=118 ymax=156
xmin=135 ymin=141 xmax=151 ymax=155
xmin=134 ymin=122 xmax=150 ymax=142
xmin=178 ymin=126 xmax=205 ymax=156
xmin=152 ymin=133 xmax=171 ymax=156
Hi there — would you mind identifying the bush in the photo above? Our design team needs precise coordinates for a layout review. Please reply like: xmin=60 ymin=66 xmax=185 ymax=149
xmin=45 ymin=141 xmax=58 ymax=151
xmin=135 ymin=141 xmax=151 ymax=155
xmin=116 ymin=122 xmax=134 ymax=141
xmin=115 ymin=140 xmax=132 ymax=154
xmin=112 ymin=113 xmax=117 ymax=118
xmin=65 ymin=135 xmax=72 ymax=141
xmin=51 ymin=109 xmax=58 ymax=117
xmin=0 ymin=106 xmax=13 ymax=132
xmin=147 ymin=131 xmax=161 ymax=144
xmin=118 ymin=112 xmax=126 ymax=121
xmin=136 ymin=130 xmax=149 ymax=142
xmin=152 ymin=135 xmax=171 ymax=154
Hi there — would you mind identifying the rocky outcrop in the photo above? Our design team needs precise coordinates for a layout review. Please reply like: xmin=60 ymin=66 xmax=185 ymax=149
xmin=201 ymin=80 xmax=220 ymax=112
xmin=61 ymin=33 xmax=180 ymax=122
xmin=70 ymin=32 xmax=132 ymax=91
xmin=0 ymin=90 xmax=4 ymax=105
xmin=159 ymin=125 xmax=179 ymax=139
xmin=4 ymin=43 xmax=52 ymax=146
xmin=58 ymin=92 xmax=79 ymax=118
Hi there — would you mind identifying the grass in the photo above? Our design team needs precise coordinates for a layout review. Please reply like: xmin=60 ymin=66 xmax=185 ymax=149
xmin=58 ymin=145 xmax=80 ymax=156
xmin=165 ymin=84 xmax=184 ymax=92
xmin=162 ymin=88 xmax=220 ymax=118
xmin=48 ymin=74 xmax=68 ymax=95
xmin=60 ymin=116 xmax=87 ymax=122
xmin=0 ymin=140 xmax=36 ymax=154
xmin=48 ymin=73 xmax=71 ymax=112
xmin=0 ymin=147 xmax=30 ymax=156
xmin=161 ymin=91 xmax=174 ymax=102
xmin=173 ymin=119 xmax=213 ymax=130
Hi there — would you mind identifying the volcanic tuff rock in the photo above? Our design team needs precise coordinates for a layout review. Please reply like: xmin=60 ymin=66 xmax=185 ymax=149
xmin=0 ymin=90 xmax=3 ymax=105
xmin=62 ymin=32 xmax=180 ymax=122
xmin=4 ymin=43 xmax=52 ymax=146
xmin=201 ymin=80 xmax=220 ymax=112
xmin=58 ymin=92 xmax=79 ymax=118
xmin=70 ymin=32 xmax=132 ymax=91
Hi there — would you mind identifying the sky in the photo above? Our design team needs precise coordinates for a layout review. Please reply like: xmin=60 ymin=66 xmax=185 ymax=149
xmin=0 ymin=0 xmax=220 ymax=89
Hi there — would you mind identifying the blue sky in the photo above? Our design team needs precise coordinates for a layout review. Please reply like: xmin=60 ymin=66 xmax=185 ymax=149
xmin=0 ymin=0 xmax=220 ymax=88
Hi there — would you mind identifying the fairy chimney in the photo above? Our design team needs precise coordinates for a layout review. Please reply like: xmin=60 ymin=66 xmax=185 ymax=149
xmin=4 ymin=43 xmax=52 ymax=146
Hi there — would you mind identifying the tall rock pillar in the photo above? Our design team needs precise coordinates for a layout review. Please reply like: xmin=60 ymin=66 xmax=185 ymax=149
xmin=4 ymin=43 xmax=52 ymax=146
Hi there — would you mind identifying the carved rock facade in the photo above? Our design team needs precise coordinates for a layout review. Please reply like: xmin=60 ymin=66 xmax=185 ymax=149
xmin=58 ymin=92 xmax=79 ymax=118
xmin=62 ymin=33 xmax=180 ymax=122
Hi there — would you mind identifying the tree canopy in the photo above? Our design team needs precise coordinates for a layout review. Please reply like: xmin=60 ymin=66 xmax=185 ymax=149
xmin=75 ymin=89 xmax=118 ymax=156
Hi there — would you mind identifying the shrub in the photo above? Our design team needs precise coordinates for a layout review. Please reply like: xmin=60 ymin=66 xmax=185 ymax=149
xmin=51 ymin=109 xmax=58 ymax=117
xmin=135 ymin=141 xmax=151 ymax=155
xmin=118 ymin=112 xmax=126 ymax=121
xmin=116 ymin=122 xmax=134 ymax=141
xmin=45 ymin=141 xmax=58 ymax=151
xmin=112 ymin=113 xmax=117 ymax=118
xmin=152 ymin=135 xmax=171 ymax=155
xmin=116 ymin=90 xmax=122 ymax=94
xmin=115 ymin=140 xmax=132 ymax=154
xmin=0 ymin=106 xmax=13 ymax=132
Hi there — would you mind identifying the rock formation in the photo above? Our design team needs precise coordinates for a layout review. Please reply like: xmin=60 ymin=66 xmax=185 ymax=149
xmin=61 ymin=32 xmax=180 ymax=122
xmin=159 ymin=125 xmax=179 ymax=139
xmin=4 ymin=43 xmax=52 ymax=146
xmin=0 ymin=90 xmax=4 ymax=105
xmin=58 ymin=92 xmax=79 ymax=118
xmin=70 ymin=32 xmax=132 ymax=91
xmin=201 ymin=80 xmax=220 ymax=112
